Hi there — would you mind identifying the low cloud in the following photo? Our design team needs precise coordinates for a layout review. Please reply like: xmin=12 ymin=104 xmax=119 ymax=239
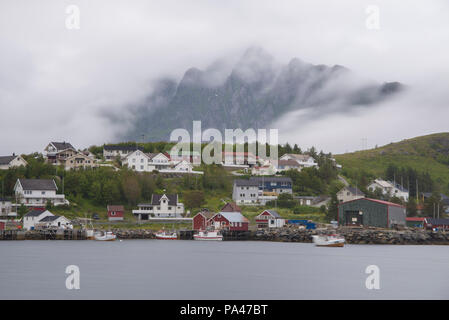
xmin=0 ymin=0 xmax=448 ymax=154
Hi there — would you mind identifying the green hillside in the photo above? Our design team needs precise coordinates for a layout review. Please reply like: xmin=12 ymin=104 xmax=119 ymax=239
xmin=335 ymin=132 xmax=449 ymax=192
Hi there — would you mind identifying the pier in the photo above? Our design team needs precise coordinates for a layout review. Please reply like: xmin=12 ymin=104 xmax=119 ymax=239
xmin=0 ymin=229 xmax=88 ymax=240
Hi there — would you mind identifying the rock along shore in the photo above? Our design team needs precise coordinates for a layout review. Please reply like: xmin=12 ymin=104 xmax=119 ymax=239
xmin=251 ymin=226 xmax=449 ymax=245
xmin=1 ymin=227 xmax=449 ymax=244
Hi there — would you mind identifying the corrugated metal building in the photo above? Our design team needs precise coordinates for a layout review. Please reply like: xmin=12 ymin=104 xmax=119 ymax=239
xmin=338 ymin=198 xmax=406 ymax=228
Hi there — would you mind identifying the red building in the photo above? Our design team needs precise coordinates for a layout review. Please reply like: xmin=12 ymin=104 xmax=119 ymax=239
xmin=424 ymin=218 xmax=449 ymax=230
xmin=107 ymin=205 xmax=124 ymax=221
xmin=255 ymin=210 xmax=283 ymax=228
xmin=208 ymin=211 xmax=249 ymax=231
xmin=220 ymin=202 xmax=242 ymax=212
xmin=192 ymin=210 xmax=215 ymax=231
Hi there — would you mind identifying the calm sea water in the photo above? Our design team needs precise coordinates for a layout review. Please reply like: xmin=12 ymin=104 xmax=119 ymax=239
xmin=0 ymin=240 xmax=448 ymax=299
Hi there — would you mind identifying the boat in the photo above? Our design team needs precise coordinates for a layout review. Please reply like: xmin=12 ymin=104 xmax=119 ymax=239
xmin=194 ymin=230 xmax=223 ymax=241
xmin=155 ymin=230 xmax=178 ymax=240
xmin=312 ymin=234 xmax=345 ymax=247
xmin=94 ymin=231 xmax=117 ymax=241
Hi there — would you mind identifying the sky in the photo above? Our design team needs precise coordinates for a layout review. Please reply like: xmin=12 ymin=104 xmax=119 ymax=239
xmin=0 ymin=0 xmax=448 ymax=155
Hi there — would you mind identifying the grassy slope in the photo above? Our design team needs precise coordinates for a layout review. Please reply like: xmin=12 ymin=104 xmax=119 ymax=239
xmin=335 ymin=132 xmax=449 ymax=188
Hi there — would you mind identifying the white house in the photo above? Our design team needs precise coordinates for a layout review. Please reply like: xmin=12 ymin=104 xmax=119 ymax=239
xmin=36 ymin=215 xmax=73 ymax=230
xmin=368 ymin=179 xmax=409 ymax=201
xmin=23 ymin=209 xmax=54 ymax=230
xmin=276 ymin=159 xmax=301 ymax=172
xmin=0 ymin=154 xmax=28 ymax=170
xmin=103 ymin=145 xmax=143 ymax=160
xmin=279 ymin=154 xmax=318 ymax=169
xmin=0 ymin=198 xmax=15 ymax=218
xmin=126 ymin=151 xmax=172 ymax=172
xmin=14 ymin=179 xmax=70 ymax=207
xmin=133 ymin=194 xmax=185 ymax=220
xmin=251 ymin=163 xmax=277 ymax=176
xmin=255 ymin=210 xmax=285 ymax=228
xmin=126 ymin=150 xmax=154 ymax=172
xmin=171 ymin=160 xmax=195 ymax=173
xmin=44 ymin=142 xmax=77 ymax=164
xmin=337 ymin=186 xmax=365 ymax=203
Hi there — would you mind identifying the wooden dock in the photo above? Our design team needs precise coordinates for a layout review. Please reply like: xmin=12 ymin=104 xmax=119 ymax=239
xmin=0 ymin=229 xmax=88 ymax=240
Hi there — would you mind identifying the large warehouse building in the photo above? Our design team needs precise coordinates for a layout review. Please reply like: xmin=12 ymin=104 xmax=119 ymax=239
xmin=338 ymin=198 xmax=406 ymax=228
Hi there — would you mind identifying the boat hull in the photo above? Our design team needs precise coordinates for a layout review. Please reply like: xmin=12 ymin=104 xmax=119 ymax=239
xmin=155 ymin=236 xmax=178 ymax=240
xmin=193 ymin=235 xmax=223 ymax=241
xmin=315 ymin=242 xmax=344 ymax=247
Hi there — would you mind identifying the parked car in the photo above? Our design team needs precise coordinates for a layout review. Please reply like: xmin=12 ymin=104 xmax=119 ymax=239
xmin=92 ymin=213 xmax=100 ymax=220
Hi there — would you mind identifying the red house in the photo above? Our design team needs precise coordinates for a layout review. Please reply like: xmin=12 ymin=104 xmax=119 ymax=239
xmin=220 ymin=202 xmax=242 ymax=212
xmin=255 ymin=210 xmax=284 ymax=228
xmin=208 ymin=211 xmax=249 ymax=231
xmin=192 ymin=210 xmax=215 ymax=231
xmin=424 ymin=218 xmax=449 ymax=230
xmin=107 ymin=205 xmax=124 ymax=221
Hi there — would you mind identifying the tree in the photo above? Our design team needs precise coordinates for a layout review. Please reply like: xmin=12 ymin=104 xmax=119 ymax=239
xmin=183 ymin=190 xmax=205 ymax=209
xmin=326 ymin=193 xmax=339 ymax=222
xmin=122 ymin=175 xmax=141 ymax=205
xmin=406 ymin=198 xmax=417 ymax=217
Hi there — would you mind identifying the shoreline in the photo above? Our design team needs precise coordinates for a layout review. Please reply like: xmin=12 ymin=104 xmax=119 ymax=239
xmin=1 ymin=227 xmax=449 ymax=245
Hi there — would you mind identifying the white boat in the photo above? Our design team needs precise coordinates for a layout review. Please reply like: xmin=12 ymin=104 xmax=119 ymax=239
xmin=94 ymin=231 xmax=116 ymax=241
xmin=194 ymin=230 xmax=223 ymax=241
xmin=155 ymin=230 xmax=177 ymax=240
xmin=312 ymin=234 xmax=345 ymax=247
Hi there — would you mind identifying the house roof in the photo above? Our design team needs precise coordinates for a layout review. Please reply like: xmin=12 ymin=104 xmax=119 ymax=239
xmin=194 ymin=210 xmax=215 ymax=219
xmin=339 ymin=197 xmax=405 ymax=208
xmin=389 ymin=181 xmax=409 ymax=192
xmin=259 ymin=210 xmax=281 ymax=218
xmin=406 ymin=217 xmax=426 ymax=222
xmin=39 ymin=215 xmax=61 ymax=222
xmin=342 ymin=186 xmax=365 ymax=196
xmin=0 ymin=155 xmax=17 ymax=165
xmin=217 ymin=211 xmax=249 ymax=223
xmin=51 ymin=142 xmax=75 ymax=151
xmin=104 ymin=145 xmax=143 ymax=152
xmin=282 ymin=154 xmax=314 ymax=161
xmin=424 ymin=218 xmax=449 ymax=225
xmin=24 ymin=209 xmax=48 ymax=217
xmin=250 ymin=177 xmax=292 ymax=183
xmin=107 ymin=205 xmax=124 ymax=211
xmin=18 ymin=179 xmax=57 ymax=191
xmin=371 ymin=179 xmax=392 ymax=188
xmin=151 ymin=194 xmax=178 ymax=205
xmin=234 ymin=179 xmax=259 ymax=187
xmin=278 ymin=159 xmax=300 ymax=167
xmin=220 ymin=202 xmax=242 ymax=212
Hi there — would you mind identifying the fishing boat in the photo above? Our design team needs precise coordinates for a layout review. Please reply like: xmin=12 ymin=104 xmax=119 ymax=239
xmin=94 ymin=231 xmax=116 ymax=241
xmin=155 ymin=230 xmax=178 ymax=240
xmin=194 ymin=229 xmax=223 ymax=241
xmin=312 ymin=234 xmax=345 ymax=247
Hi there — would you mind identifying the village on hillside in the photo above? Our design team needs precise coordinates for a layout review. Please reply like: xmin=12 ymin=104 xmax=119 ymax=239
xmin=1 ymin=140 xmax=449 ymax=234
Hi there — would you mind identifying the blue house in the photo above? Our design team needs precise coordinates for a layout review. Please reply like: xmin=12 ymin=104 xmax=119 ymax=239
xmin=249 ymin=177 xmax=292 ymax=194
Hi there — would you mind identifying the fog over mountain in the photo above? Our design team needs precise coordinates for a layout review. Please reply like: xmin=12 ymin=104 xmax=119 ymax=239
xmin=1 ymin=0 xmax=449 ymax=155
xmin=117 ymin=47 xmax=403 ymax=142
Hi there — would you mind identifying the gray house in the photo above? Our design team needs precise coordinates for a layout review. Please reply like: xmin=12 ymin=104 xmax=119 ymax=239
xmin=232 ymin=179 xmax=259 ymax=205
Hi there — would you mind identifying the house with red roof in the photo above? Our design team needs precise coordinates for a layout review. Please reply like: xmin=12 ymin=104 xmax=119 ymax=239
xmin=192 ymin=209 xmax=215 ymax=231
xmin=208 ymin=211 xmax=249 ymax=231
xmin=107 ymin=205 xmax=125 ymax=221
